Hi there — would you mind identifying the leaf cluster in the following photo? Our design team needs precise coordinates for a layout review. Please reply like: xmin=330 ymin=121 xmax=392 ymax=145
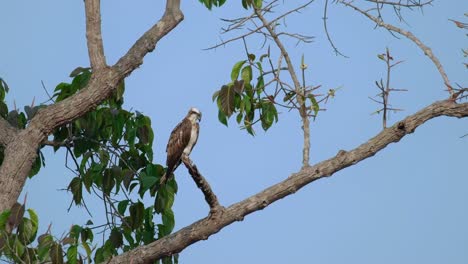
xmin=198 ymin=0 xmax=261 ymax=10
xmin=212 ymin=54 xmax=278 ymax=135
xmin=0 ymin=67 xmax=179 ymax=263
xmin=0 ymin=203 xmax=95 ymax=264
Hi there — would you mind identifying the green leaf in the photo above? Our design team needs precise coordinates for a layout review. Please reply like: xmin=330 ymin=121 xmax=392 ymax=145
xmin=69 ymin=66 xmax=91 ymax=77
xmin=109 ymin=228 xmax=123 ymax=248
xmin=70 ymin=225 xmax=82 ymax=240
xmin=0 ymin=78 xmax=10 ymax=93
xmin=102 ymin=169 xmax=116 ymax=195
xmin=308 ymin=94 xmax=320 ymax=116
xmin=231 ymin=60 xmax=246 ymax=81
xmin=254 ymin=0 xmax=262 ymax=8
xmin=140 ymin=173 xmax=158 ymax=194
xmin=129 ymin=202 xmax=144 ymax=229
xmin=68 ymin=177 xmax=82 ymax=205
xmin=241 ymin=65 xmax=253 ymax=83
xmin=29 ymin=151 xmax=43 ymax=178
xmin=0 ymin=209 xmax=11 ymax=230
xmin=118 ymin=200 xmax=130 ymax=215
xmin=18 ymin=218 xmax=35 ymax=244
xmin=161 ymin=209 xmax=175 ymax=233
xmin=212 ymin=90 xmax=220 ymax=102
xmin=27 ymin=209 xmax=38 ymax=240
xmin=81 ymin=227 xmax=94 ymax=242
xmin=67 ymin=245 xmax=78 ymax=264
xmin=218 ymin=110 xmax=228 ymax=126
xmin=37 ymin=234 xmax=54 ymax=260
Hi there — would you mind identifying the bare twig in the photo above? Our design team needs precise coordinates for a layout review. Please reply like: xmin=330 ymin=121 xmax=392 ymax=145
xmin=254 ymin=7 xmax=311 ymax=168
xmin=207 ymin=0 xmax=315 ymax=50
xmin=341 ymin=1 xmax=453 ymax=96
xmin=323 ymin=0 xmax=349 ymax=57
xmin=365 ymin=0 xmax=434 ymax=8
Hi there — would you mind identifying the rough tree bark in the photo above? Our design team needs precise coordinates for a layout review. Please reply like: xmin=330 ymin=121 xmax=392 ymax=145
xmin=0 ymin=1 xmax=466 ymax=263
xmin=0 ymin=0 xmax=184 ymax=212
xmin=107 ymin=99 xmax=468 ymax=264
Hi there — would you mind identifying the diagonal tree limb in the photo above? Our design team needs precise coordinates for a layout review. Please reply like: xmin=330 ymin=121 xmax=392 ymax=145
xmin=181 ymin=155 xmax=223 ymax=214
xmin=85 ymin=0 xmax=106 ymax=69
xmin=108 ymin=100 xmax=468 ymax=264
xmin=0 ymin=0 xmax=184 ymax=212
xmin=341 ymin=1 xmax=453 ymax=95
xmin=113 ymin=0 xmax=183 ymax=77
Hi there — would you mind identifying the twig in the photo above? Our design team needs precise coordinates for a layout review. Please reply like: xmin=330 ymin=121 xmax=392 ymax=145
xmin=341 ymin=1 xmax=453 ymax=96
xmin=207 ymin=0 xmax=315 ymax=50
xmin=323 ymin=0 xmax=349 ymax=57
xmin=365 ymin=0 xmax=434 ymax=8
xmin=254 ymin=7 xmax=311 ymax=167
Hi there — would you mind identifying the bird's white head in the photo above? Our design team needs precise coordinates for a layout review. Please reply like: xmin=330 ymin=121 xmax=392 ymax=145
xmin=188 ymin=107 xmax=202 ymax=122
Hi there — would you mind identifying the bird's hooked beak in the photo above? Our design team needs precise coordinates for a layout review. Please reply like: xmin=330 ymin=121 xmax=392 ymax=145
xmin=198 ymin=113 xmax=202 ymax=122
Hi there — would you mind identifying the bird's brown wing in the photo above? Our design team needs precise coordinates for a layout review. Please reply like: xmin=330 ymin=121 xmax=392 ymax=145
xmin=165 ymin=118 xmax=192 ymax=176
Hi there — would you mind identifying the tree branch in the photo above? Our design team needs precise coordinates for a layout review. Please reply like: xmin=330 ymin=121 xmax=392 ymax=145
xmin=341 ymin=1 xmax=453 ymax=95
xmin=0 ymin=0 xmax=184 ymax=212
xmin=254 ymin=7 xmax=311 ymax=168
xmin=181 ymin=155 xmax=223 ymax=214
xmin=109 ymin=100 xmax=468 ymax=264
xmin=85 ymin=0 xmax=106 ymax=69
xmin=113 ymin=0 xmax=183 ymax=77
xmin=0 ymin=118 xmax=17 ymax=147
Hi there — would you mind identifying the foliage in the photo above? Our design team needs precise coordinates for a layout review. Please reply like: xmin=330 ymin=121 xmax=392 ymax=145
xmin=0 ymin=78 xmax=46 ymax=178
xmin=212 ymin=53 xmax=279 ymax=135
xmin=198 ymin=0 xmax=262 ymax=10
xmin=0 ymin=68 xmax=179 ymax=263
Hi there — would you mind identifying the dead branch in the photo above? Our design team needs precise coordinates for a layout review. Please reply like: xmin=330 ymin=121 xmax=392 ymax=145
xmin=108 ymin=100 xmax=468 ymax=264
xmin=181 ymin=155 xmax=223 ymax=215
xmin=341 ymin=1 xmax=453 ymax=95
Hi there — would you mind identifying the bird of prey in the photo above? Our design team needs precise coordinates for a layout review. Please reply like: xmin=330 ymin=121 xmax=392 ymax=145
xmin=160 ymin=107 xmax=202 ymax=185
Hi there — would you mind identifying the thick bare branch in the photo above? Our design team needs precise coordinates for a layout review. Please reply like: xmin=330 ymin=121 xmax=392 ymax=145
xmin=254 ymin=7 xmax=311 ymax=168
xmin=85 ymin=0 xmax=106 ymax=69
xmin=181 ymin=155 xmax=222 ymax=213
xmin=113 ymin=0 xmax=183 ymax=77
xmin=0 ymin=0 xmax=184 ymax=212
xmin=109 ymin=100 xmax=468 ymax=264
xmin=341 ymin=1 xmax=453 ymax=95
xmin=0 ymin=118 xmax=17 ymax=146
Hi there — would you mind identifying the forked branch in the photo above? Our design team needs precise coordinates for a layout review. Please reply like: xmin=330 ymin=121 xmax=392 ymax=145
xmin=340 ymin=1 xmax=453 ymax=95
xmin=254 ymin=7 xmax=311 ymax=168
xmin=85 ymin=0 xmax=106 ymax=69
xmin=108 ymin=99 xmax=468 ymax=264
xmin=0 ymin=0 xmax=184 ymax=212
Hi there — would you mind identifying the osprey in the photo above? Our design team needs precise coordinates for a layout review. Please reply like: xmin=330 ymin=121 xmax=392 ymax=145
xmin=160 ymin=107 xmax=202 ymax=184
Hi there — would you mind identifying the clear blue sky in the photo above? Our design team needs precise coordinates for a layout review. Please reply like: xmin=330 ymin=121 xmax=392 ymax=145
xmin=1 ymin=0 xmax=467 ymax=263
